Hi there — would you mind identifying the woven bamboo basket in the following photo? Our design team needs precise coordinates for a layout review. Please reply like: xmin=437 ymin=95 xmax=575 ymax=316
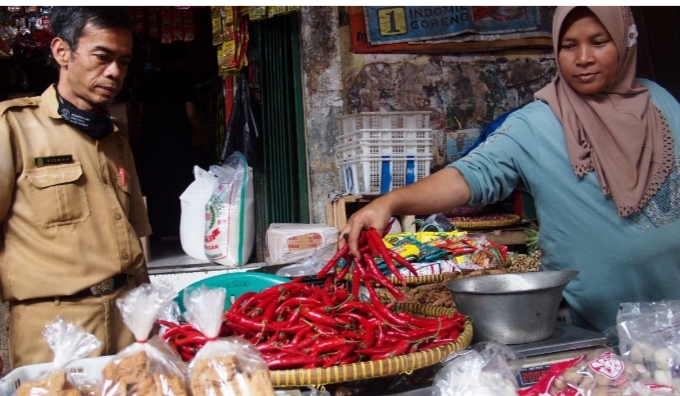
xmin=345 ymin=268 xmax=488 ymax=286
xmin=269 ymin=303 xmax=473 ymax=387
xmin=449 ymin=214 xmax=520 ymax=230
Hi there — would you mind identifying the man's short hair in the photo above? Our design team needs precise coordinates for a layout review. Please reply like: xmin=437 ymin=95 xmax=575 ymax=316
xmin=50 ymin=7 xmax=133 ymax=52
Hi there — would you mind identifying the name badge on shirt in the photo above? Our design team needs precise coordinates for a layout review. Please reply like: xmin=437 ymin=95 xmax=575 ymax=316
xmin=34 ymin=155 xmax=74 ymax=167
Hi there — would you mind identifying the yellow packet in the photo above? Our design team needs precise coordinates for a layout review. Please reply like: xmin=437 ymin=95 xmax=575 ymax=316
xmin=248 ymin=7 xmax=266 ymax=21
xmin=223 ymin=6 xmax=235 ymax=24
xmin=267 ymin=6 xmax=287 ymax=18
xmin=390 ymin=244 xmax=420 ymax=262
xmin=416 ymin=231 xmax=467 ymax=244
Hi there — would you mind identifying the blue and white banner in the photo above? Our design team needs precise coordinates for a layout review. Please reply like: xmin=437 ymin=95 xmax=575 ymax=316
xmin=364 ymin=6 xmax=542 ymax=45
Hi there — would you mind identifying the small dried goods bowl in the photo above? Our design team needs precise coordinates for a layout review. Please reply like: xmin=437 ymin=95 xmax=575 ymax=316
xmin=445 ymin=270 xmax=578 ymax=344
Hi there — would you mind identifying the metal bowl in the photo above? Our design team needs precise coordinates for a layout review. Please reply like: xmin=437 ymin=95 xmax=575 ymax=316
xmin=446 ymin=270 xmax=579 ymax=344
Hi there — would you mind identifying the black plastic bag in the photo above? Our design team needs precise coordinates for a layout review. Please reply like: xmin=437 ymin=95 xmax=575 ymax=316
xmin=220 ymin=73 xmax=259 ymax=165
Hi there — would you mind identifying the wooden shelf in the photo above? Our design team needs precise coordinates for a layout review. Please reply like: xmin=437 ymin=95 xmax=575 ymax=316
xmin=326 ymin=195 xmax=529 ymax=246
xmin=326 ymin=195 xmax=416 ymax=233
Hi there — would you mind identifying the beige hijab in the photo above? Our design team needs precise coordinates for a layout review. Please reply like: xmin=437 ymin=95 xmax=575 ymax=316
xmin=535 ymin=6 xmax=674 ymax=217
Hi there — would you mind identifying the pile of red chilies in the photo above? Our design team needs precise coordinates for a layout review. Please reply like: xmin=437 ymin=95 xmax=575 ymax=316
xmin=159 ymin=228 xmax=466 ymax=369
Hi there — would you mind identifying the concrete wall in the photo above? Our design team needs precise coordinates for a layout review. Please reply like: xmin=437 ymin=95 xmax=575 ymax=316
xmin=300 ymin=6 xmax=556 ymax=223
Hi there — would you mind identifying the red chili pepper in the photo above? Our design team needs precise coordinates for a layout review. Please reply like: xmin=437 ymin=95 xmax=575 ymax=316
xmin=334 ymin=260 xmax=352 ymax=281
xmin=291 ymin=326 xmax=313 ymax=344
xmin=274 ymin=297 xmax=319 ymax=318
xmin=175 ymin=333 xmax=209 ymax=347
xmin=342 ymin=312 xmax=375 ymax=348
xmin=310 ymin=338 xmax=350 ymax=355
xmin=230 ymin=291 xmax=257 ymax=312
xmin=268 ymin=355 xmax=321 ymax=370
xmin=249 ymin=295 xmax=277 ymax=318
xmin=362 ymin=278 xmax=409 ymax=326
xmin=225 ymin=311 xmax=264 ymax=332
xmin=313 ymin=325 xmax=338 ymax=337
xmin=367 ymin=228 xmax=406 ymax=286
xmin=332 ymin=286 xmax=350 ymax=304
xmin=362 ymin=253 xmax=407 ymax=301
xmin=300 ymin=306 xmax=336 ymax=328
xmin=355 ymin=344 xmax=396 ymax=356
xmin=387 ymin=249 xmax=418 ymax=277
xmin=317 ymin=244 xmax=350 ymax=278
xmin=337 ymin=300 xmax=371 ymax=315
xmin=375 ymin=324 xmax=385 ymax=347
xmin=418 ymin=338 xmax=457 ymax=351
xmin=351 ymin=265 xmax=361 ymax=300
xmin=341 ymin=330 xmax=364 ymax=340
xmin=296 ymin=336 xmax=316 ymax=349
xmin=161 ymin=325 xmax=190 ymax=340
xmin=314 ymin=286 xmax=334 ymax=308
xmin=368 ymin=340 xmax=411 ymax=361
xmin=339 ymin=355 xmax=360 ymax=365
xmin=322 ymin=344 xmax=356 ymax=368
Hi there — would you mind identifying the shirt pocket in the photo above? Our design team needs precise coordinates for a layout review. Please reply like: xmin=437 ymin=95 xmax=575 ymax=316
xmin=116 ymin=169 xmax=131 ymax=214
xmin=26 ymin=162 xmax=91 ymax=227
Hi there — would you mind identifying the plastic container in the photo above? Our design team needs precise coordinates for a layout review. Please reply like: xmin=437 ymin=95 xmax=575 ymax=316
xmin=337 ymin=128 xmax=432 ymax=146
xmin=174 ymin=272 xmax=290 ymax=312
xmin=338 ymin=153 xmax=432 ymax=195
xmin=336 ymin=136 xmax=432 ymax=160
xmin=0 ymin=356 xmax=113 ymax=396
xmin=337 ymin=111 xmax=431 ymax=136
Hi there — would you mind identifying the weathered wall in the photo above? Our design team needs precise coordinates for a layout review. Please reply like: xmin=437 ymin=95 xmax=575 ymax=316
xmin=299 ymin=7 xmax=345 ymax=224
xmin=300 ymin=7 xmax=556 ymax=223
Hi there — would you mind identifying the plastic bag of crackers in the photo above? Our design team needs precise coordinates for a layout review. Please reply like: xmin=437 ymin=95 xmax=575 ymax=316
xmin=16 ymin=316 xmax=102 ymax=396
xmin=183 ymin=285 xmax=275 ymax=396
xmin=101 ymin=284 xmax=188 ymax=396
xmin=519 ymin=348 xmax=674 ymax=396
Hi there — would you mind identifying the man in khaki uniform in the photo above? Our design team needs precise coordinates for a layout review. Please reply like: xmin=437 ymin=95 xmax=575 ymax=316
xmin=0 ymin=7 xmax=152 ymax=369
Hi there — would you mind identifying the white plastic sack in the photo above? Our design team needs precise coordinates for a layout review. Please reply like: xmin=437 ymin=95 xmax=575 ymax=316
xmin=180 ymin=166 xmax=218 ymax=261
xmin=205 ymin=152 xmax=254 ymax=267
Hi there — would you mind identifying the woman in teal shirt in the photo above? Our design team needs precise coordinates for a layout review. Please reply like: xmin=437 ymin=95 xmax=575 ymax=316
xmin=341 ymin=6 xmax=680 ymax=332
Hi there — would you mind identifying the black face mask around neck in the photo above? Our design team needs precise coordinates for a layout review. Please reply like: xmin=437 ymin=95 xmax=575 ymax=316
xmin=56 ymin=92 xmax=114 ymax=140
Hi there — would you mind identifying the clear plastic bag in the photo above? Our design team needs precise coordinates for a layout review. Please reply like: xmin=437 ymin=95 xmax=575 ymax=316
xmin=15 ymin=316 xmax=102 ymax=396
xmin=519 ymin=348 xmax=674 ymax=396
xmin=101 ymin=284 xmax=188 ymax=396
xmin=433 ymin=341 xmax=522 ymax=396
xmin=617 ymin=300 xmax=680 ymax=394
xmin=184 ymin=285 xmax=275 ymax=396
xmin=275 ymin=246 xmax=333 ymax=278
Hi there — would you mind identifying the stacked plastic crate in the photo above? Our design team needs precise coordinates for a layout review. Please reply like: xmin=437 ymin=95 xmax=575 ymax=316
xmin=336 ymin=111 xmax=433 ymax=195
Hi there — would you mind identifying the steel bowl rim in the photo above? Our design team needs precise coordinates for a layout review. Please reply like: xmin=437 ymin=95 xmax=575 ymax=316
xmin=445 ymin=270 xmax=579 ymax=295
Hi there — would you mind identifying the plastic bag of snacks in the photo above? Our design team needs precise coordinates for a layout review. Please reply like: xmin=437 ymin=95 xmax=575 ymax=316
xmin=184 ymin=285 xmax=275 ymax=396
xmin=617 ymin=300 xmax=680 ymax=393
xmin=519 ymin=348 xmax=674 ymax=396
xmin=101 ymin=284 xmax=188 ymax=396
xmin=16 ymin=316 xmax=102 ymax=396
xmin=433 ymin=341 xmax=522 ymax=396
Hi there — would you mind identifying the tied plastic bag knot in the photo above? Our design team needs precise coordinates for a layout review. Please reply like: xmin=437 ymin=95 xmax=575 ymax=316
xmin=184 ymin=286 xmax=276 ymax=396
xmin=103 ymin=284 xmax=188 ymax=396
xmin=16 ymin=317 xmax=102 ymax=396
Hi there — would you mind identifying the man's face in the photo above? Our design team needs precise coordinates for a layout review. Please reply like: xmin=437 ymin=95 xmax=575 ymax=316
xmin=52 ymin=22 xmax=133 ymax=111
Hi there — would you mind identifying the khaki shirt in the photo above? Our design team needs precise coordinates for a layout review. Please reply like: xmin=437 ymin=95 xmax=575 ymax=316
xmin=0 ymin=85 xmax=152 ymax=301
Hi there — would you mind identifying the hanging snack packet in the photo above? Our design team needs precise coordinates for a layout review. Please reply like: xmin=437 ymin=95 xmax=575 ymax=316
xmin=101 ymin=284 xmax=188 ymax=396
xmin=16 ymin=317 xmax=101 ymax=396
xmin=184 ymin=285 xmax=275 ymax=396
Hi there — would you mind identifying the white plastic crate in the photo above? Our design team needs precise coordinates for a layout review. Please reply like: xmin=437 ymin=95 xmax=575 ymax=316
xmin=337 ymin=128 xmax=431 ymax=145
xmin=336 ymin=137 xmax=432 ymax=160
xmin=338 ymin=112 xmax=431 ymax=136
xmin=0 ymin=355 xmax=113 ymax=396
xmin=338 ymin=154 xmax=432 ymax=195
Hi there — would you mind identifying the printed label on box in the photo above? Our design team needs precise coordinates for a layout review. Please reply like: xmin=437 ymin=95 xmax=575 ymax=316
xmin=286 ymin=233 xmax=323 ymax=251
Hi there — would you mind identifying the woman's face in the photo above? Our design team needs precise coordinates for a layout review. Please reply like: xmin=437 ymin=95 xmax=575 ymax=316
xmin=558 ymin=9 xmax=619 ymax=95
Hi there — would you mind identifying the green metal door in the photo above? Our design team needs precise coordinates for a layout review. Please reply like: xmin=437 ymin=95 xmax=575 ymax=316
xmin=250 ymin=12 xmax=309 ymax=261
